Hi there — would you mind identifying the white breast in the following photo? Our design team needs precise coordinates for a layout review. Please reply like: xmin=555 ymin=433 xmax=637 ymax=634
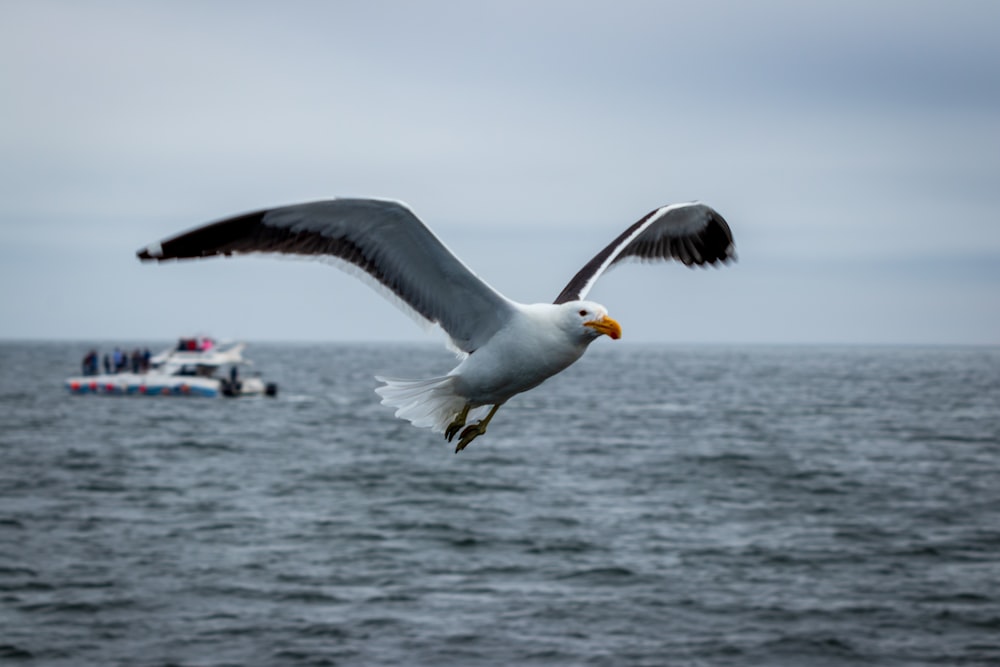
xmin=450 ymin=304 xmax=588 ymax=406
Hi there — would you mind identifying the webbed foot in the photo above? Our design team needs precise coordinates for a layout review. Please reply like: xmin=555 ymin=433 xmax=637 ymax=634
xmin=452 ymin=403 xmax=502 ymax=453
xmin=455 ymin=422 xmax=487 ymax=452
xmin=445 ymin=404 xmax=471 ymax=442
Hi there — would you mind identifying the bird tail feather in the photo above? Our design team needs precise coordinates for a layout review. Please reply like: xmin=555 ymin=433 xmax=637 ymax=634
xmin=375 ymin=375 xmax=472 ymax=433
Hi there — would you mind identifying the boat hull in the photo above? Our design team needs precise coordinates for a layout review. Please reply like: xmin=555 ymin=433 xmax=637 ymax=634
xmin=65 ymin=373 xmax=267 ymax=398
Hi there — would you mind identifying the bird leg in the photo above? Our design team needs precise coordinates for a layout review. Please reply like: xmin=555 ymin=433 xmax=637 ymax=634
xmin=455 ymin=403 xmax=502 ymax=453
xmin=444 ymin=404 xmax=471 ymax=442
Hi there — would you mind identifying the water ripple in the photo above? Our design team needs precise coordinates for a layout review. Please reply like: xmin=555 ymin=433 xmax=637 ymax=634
xmin=1 ymin=343 xmax=998 ymax=666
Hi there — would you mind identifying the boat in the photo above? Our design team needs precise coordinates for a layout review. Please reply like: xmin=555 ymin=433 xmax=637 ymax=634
xmin=66 ymin=337 xmax=278 ymax=398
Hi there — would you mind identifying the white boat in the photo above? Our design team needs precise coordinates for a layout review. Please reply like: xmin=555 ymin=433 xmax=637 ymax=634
xmin=66 ymin=338 xmax=277 ymax=398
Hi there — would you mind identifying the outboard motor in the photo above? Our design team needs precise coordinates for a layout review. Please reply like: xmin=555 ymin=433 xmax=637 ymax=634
xmin=220 ymin=379 xmax=240 ymax=398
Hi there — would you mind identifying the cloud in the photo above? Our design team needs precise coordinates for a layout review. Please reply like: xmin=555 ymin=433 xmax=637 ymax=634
xmin=1 ymin=1 xmax=998 ymax=343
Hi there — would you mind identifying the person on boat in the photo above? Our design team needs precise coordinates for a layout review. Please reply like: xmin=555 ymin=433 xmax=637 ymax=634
xmin=103 ymin=353 xmax=111 ymax=375
xmin=142 ymin=348 xmax=151 ymax=373
xmin=112 ymin=347 xmax=124 ymax=373
xmin=81 ymin=350 xmax=98 ymax=376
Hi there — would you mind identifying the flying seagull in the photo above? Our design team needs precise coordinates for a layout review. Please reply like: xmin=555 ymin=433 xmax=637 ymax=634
xmin=138 ymin=198 xmax=735 ymax=451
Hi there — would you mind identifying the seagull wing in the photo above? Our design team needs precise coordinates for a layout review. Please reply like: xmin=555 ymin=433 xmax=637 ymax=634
xmin=553 ymin=202 xmax=735 ymax=304
xmin=137 ymin=198 xmax=515 ymax=353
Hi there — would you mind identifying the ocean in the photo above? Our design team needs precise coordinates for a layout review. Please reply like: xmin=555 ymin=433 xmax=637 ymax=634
xmin=1 ymin=342 xmax=998 ymax=666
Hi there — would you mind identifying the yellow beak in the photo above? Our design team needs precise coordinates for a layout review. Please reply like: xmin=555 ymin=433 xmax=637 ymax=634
xmin=584 ymin=315 xmax=622 ymax=340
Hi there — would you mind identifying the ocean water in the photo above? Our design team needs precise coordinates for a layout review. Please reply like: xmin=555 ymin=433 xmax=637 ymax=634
xmin=1 ymin=342 xmax=999 ymax=667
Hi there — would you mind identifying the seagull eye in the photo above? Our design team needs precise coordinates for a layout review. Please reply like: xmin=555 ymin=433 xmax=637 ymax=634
xmin=578 ymin=309 xmax=588 ymax=317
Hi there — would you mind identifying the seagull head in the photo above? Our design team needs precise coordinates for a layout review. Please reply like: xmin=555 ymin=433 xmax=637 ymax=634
xmin=560 ymin=300 xmax=622 ymax=342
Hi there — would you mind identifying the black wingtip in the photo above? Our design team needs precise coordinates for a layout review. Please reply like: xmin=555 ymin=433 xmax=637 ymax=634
xmin=134 ymin=209 xmax=271 ymax=263
xmin=552 ymin=202 xmax=737 ymax=302
xmin=136 ymin=244 xmax=163 ymax=262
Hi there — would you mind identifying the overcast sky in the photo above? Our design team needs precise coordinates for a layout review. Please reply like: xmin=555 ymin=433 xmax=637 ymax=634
xmin=2 ymin=1 xmax=998 ymax=345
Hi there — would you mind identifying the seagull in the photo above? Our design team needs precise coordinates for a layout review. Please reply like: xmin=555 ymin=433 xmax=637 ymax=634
xmin=138 ymin=198 xmax=734 ymax=451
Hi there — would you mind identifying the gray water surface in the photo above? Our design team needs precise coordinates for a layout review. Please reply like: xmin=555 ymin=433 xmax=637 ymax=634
xmin=2 ymin=342 xmax=999 ymax=666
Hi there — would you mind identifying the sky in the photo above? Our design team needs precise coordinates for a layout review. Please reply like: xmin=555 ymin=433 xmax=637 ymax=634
xmin=1 ymin=0 xmax=998 ymax=345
